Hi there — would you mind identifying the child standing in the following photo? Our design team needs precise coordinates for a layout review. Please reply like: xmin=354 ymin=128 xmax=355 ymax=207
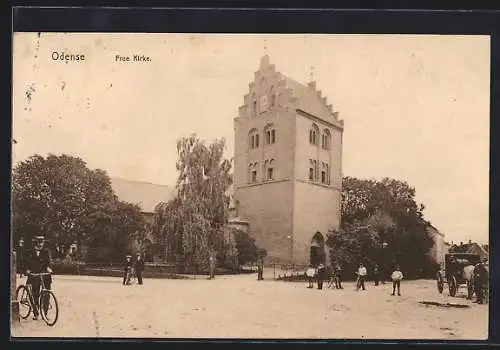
xmin=391 ymin=265 xmax=403 ymax=296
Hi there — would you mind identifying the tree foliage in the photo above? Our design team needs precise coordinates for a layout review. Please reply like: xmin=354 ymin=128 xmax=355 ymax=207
xmin=328 ymin=176 xmax=436 ymax=279
xmin=12 ymin=154 xmax=146 ymax=261
xmin=152 ymin=134 xmax=233 ymax=266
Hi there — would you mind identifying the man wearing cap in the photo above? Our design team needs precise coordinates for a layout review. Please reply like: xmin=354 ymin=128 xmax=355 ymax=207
xmin=23 ymin=235 xmax=53 ymax=320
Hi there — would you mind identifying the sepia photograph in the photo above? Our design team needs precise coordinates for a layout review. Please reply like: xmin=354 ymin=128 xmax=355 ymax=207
xmin=11 ymin=33 xmax=490 ymax=339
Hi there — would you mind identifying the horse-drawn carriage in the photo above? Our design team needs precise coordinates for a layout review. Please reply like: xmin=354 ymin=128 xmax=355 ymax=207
xmin=436 ymin=253 xmax=481 ymax=298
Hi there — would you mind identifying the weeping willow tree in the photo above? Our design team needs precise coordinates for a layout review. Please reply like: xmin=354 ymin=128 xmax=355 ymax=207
xmin=153 ymin=134 xmax=232 ymax=267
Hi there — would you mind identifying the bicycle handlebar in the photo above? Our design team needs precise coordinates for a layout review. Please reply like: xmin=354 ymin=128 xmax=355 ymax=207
xmin=27 ymin=272 xmax=52 ymax=276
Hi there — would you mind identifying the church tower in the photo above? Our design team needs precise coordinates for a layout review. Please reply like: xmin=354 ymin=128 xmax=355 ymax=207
xmin=233 ymin=55 xmax=344 ymax=266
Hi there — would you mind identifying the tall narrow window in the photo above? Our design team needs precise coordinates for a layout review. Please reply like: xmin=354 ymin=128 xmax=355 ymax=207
xmin=309 ymin=167 xmax=314 ymax=181
xmin=251 ymin=170 xmax=257 ymax=183
xmin=310 ymin=124 xmax=319 ymax=146
xmin=267 ymin=168 xmax=274 ymax=181
xmin=322 ymin=129 xmax=331 ymax=150
xmin=264 ymin=124 xmax=276 ymax=145
xmin=249 ymin=129 xmax=259 ymax=150
xmin=326 ymin=164 xmax=330 ymax=184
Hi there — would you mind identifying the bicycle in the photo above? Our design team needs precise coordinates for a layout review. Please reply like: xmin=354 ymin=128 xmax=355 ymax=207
xmin=16 ymin=272 xmax=59 ymax=326
xmin=124 ymin=267 xmax=137 ymax=285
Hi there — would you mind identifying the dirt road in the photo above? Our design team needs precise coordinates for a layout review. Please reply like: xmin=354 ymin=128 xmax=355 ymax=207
xmin=11 ymin=274 xmax=488 ymax=339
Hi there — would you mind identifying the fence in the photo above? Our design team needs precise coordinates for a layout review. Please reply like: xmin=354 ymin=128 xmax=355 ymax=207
xmin=268 ymin=263 xmax=309 ymax=281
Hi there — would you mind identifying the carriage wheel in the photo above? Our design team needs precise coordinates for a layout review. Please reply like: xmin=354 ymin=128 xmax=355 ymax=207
xmin=436 ymin=272 xmax=444 ymax=294
xmin=448 ymin=276 xmax=457 ymax=297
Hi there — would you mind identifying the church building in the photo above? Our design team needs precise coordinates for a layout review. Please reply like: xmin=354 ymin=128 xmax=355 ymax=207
xmin=233 ymin=55 xmax=344 ymax=266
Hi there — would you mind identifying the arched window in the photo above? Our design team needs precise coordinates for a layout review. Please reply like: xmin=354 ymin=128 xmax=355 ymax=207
xmin=321 ymin=163 xmax=327 ymax=184
xmin=309 ymin=159 xmax=314 ymax=181
xmin=248 ymin=129 xmax=259 ymax=150
xmin=265 ymin=159 xmax=275 ymax=181
xmin=322 ymin=129 xmax=331 ymax=150
xmin=309 ymin=124 xmax=319 ymax=146
xmin=248 ymin=162 xmax=258 ymax=183
xmin=264 ymin=123 xmax=276 ymax=145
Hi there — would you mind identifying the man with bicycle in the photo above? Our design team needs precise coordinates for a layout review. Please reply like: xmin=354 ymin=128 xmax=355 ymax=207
xmin=23 ymin=235 xmax=53 ymax=320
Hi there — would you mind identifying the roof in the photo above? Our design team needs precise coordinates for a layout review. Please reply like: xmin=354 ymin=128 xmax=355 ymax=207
xmin=283 ymin=76 xmax=337 ymax=125
xmin=256 ymin=55 xmax=341 ymax=127
xmin=110 ymin=177 xmax=176 ymax=214
xmin=449 ymin=242 xmax=488 ymax=259
xmin=426 ymin=223 xmax=444 ymax=237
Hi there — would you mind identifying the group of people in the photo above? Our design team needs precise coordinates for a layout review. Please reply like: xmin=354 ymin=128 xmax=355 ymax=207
xmin=123 ymin=253 xmax=145 ymax=285
xmin=305 ymin=262 xmax=404 ymax=296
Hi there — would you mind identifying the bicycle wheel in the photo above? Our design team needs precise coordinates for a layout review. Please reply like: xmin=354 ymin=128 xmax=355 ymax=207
xmin=16 ymin=285 xmax=32 ymax=319
xmin=39 ymin=290 xmax=59 ymax=326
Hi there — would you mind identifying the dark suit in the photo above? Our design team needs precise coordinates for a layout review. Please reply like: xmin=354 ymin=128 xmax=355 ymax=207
xmin=316 ymin=266 xmax=326 ymax=290
xmin=474 ymin=263 xmax=488 ymax=304
xmin=134 ymin=258 xmax=145 ymax=285
xmin=23 ymin=248 xmax=52 ymax=317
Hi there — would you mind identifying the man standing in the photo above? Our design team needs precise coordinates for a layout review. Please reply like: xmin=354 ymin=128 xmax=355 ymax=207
xmin=208 ymin=252 xmax=216 ymax=280
xmin=356 ymin=263 xmax=367 ymax=291
xmin=373 ymin=264 xmax=380 ymax=286
xmin=316 ymin=263 xmax=326 ymax=290
xmin=391 ymin=265 xmax=403 ymax=296
xmin=335 ymin=264 xmax=343 ymax=289
xmin=23 ymin=235 xmax=53 ymax=320
xmin=134 ymin=253 xmax=145 ymax=285
xmin=474 ymin=258 xmax=489 ymax=304
xmin=257 ymin=258 xmax=264 ymax=281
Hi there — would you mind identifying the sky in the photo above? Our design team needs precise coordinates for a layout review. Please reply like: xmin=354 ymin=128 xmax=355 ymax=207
xmin=12 ymin=33 xmax=490 ymax=244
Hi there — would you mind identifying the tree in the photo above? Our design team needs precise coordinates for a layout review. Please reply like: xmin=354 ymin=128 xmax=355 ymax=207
xmin=12 ymin=154 xmax=146 ymax=261
xmin=328 ymin=176 xmax=435 ymax=279
xmin=233 ymin=229 xmax=259 ymax=266
xmin=83 ymin=201 xmax=146 ymax=263
xmin=153 ymin=134 xmax=233 ymax=266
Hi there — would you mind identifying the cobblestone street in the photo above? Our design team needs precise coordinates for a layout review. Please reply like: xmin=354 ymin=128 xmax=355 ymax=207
xmin=12 ymin=273 xmax=488 ymax=340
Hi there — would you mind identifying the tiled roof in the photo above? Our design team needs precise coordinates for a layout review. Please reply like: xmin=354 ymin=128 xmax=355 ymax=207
xmin=449 ymin=242 xmax=488 ymax=259
xmin=110 ymin=177 xmax=176 ymax=214
xmin=283 ymin=76 xmax=337 ymax=124
xmin=426 ymin=223 xmax=444 ymax=237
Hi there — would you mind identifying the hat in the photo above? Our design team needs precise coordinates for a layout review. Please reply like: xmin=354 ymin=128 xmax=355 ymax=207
xmin=126 ymin=255 xmax=132 ymax=258
xmin=32 ymin=235 xmax=45 ymax=241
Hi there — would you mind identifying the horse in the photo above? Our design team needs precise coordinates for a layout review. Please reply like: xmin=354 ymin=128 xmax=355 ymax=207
xmin=463 ymin=264 xmax=475 ymax=300
xmin=463 ymin=263 xmax=489 ymax=301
